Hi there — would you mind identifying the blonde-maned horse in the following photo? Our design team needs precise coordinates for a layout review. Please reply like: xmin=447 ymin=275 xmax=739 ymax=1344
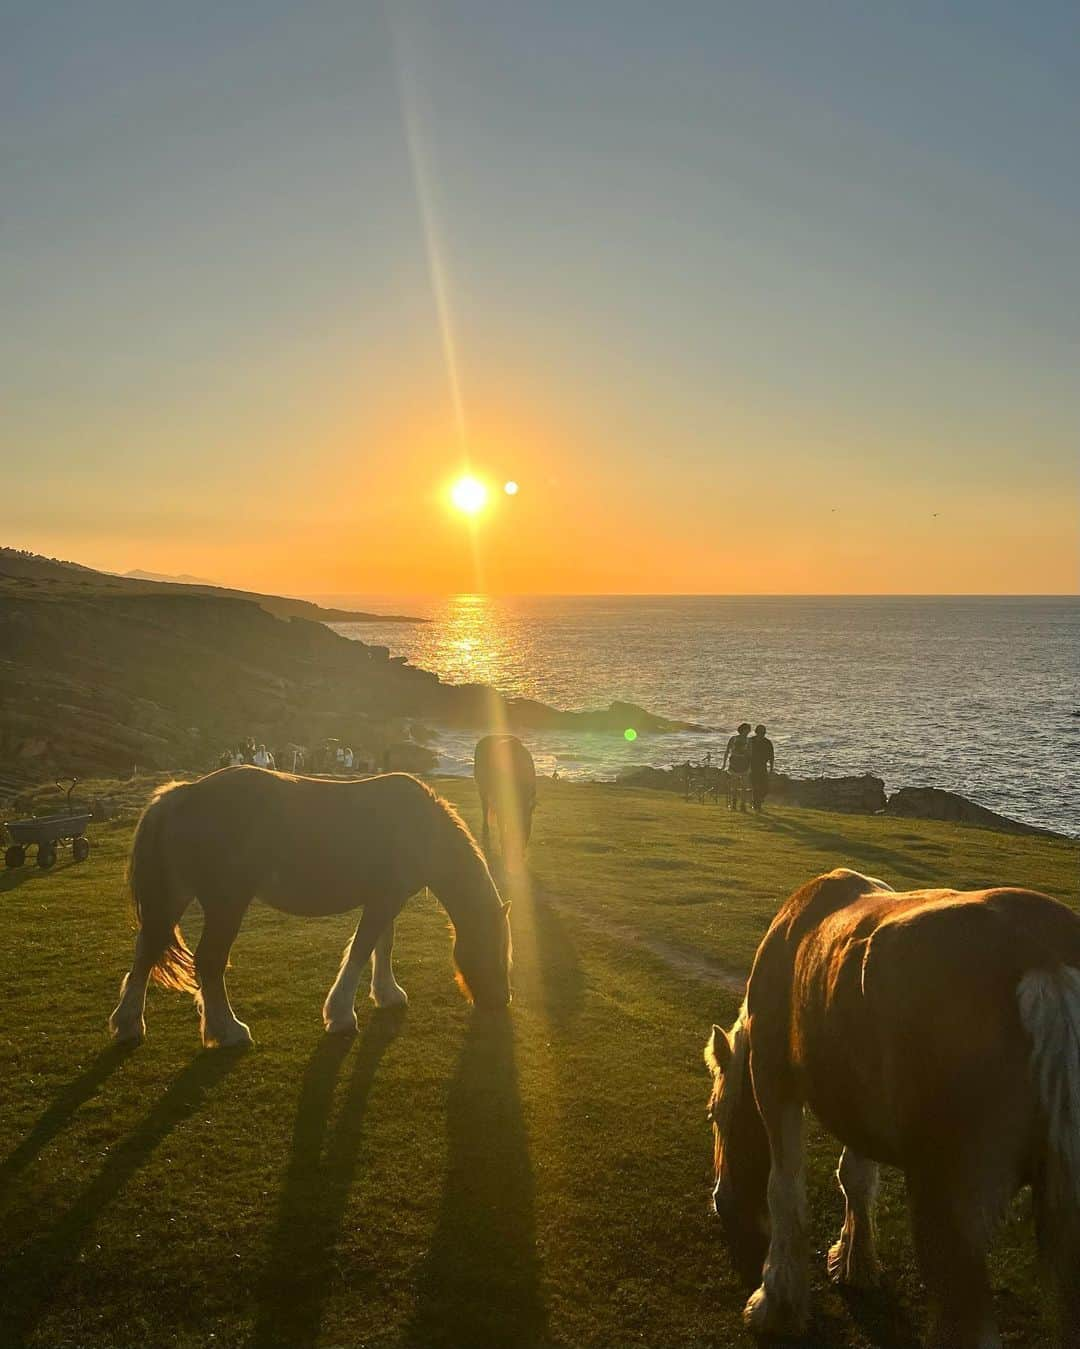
xmin=473 ymin=734 xmax=536 ymax=864
xmin=705 ymin=868 xmax=1080 ymax=1349
xmin=110 ymin=767 xmax=511 ymax=1049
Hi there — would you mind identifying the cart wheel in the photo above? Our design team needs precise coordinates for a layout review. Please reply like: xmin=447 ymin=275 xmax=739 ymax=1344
xmin=5 ymin=845 xmax=25 ymax=869
xmin=73 ymin=837 xmax=91 ymax=863
xmin=37 ymin=844 xmax=57 ymax=870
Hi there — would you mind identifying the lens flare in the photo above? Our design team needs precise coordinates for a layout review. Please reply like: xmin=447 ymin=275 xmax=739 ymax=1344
xmin=450 ymin=475 xmax=488 ymax=515
xmin=504 ymin=480 xmax=519 ymax=496
xmin=624 ymin=728 xmax=638 ymax=741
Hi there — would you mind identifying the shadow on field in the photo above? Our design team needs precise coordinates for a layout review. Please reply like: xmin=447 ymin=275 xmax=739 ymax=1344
xmin=836 ymin=1285 xmax=923 ymax=1348
xmin=765 ymin=815 xmax=948 ymax=885
xmin=0 ymin=1048 xmax=243 ymax=1348
xmin=407 ymin=1013 xmax=547 ymax=1348
xmin=526 ymin=887 xmax=586 ymax=1032
xmin=0 ymin=1042 xmax=135 ymax=1187
xmin=252 ymin=1009 xmax=406 ymax=1349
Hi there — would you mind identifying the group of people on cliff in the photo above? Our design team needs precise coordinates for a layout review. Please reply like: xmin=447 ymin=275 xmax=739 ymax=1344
xmin=721 ymin=723 xmax=774 ymax=813
xmin=216 ymin=738 xmax=380 ymax=776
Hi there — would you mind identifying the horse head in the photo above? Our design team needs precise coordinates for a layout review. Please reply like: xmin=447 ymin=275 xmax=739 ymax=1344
xmin=453 ymin=898 xmax=513 ymax=1010
xmin=705 ymin=1011 xmax=770 ymax=1283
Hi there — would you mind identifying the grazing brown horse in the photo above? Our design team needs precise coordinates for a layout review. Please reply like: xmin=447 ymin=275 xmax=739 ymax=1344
xmin=109 ymin=767 xmax=512 ymax=1049
xmin=473 ymin=734 xmax=536 ymax=863
xmin=705 ymin=868 xmax=1080 ymax=1349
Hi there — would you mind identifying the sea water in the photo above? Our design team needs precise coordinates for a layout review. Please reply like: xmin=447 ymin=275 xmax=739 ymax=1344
xmin=331 ymin=596 xmax=1079 ymax=837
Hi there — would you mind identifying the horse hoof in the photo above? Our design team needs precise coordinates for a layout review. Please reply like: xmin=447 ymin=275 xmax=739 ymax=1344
xmin=827 ymin=1238 xmax=881 ymax=1288
xmin=109 ymin=1013 xmax=145 ymax=1046
xmin=110 ymin=1025 xmax=145 ymax=1047
xmin=325 ymin=1013 xmax=358 ymax=1035
xmin=370 ymin=984 xmax=408 ymax=1010
xmin=743 ymin=1284 xmax=809 ymax=1337
xmin=203 ymin=1020 xmax=253 ymax=1050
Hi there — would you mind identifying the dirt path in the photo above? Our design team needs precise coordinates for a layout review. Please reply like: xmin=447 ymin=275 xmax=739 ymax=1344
xmin=533 ymin=885 xmax=745 ymax=994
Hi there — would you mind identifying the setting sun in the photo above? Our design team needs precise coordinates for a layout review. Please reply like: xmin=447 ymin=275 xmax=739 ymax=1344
xmin=450 ymin=474 xmax=489 ymax=515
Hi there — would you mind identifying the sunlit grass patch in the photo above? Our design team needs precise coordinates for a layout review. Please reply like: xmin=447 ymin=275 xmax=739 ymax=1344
xmin=0 ymin=779 xmax=1074 ymax=1346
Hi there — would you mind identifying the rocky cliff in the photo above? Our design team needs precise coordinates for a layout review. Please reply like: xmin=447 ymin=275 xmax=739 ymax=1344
xmin=1 ymin=550 xmax=696 ymax=780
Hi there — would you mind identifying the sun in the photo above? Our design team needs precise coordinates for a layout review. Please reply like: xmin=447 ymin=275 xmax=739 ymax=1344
xmin=450 ymin=474 xmax=489 ymax=515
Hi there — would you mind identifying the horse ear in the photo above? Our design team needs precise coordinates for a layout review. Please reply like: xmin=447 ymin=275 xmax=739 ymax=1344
xmin=501 ymin=900 xmax=512 ymax=915
xmin=705 ymin=1024 xmax=733 ymax=1074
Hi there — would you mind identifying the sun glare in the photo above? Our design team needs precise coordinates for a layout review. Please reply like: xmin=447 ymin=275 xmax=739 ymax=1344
xmin=450 ymin=475 xmax=488 ymax=515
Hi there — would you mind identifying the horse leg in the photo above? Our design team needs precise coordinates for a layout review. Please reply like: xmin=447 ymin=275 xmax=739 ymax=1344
xmin=743 ymin=1094 xmax=810 ymax=1337
xmin=323 ymin=902 xmax=401 ymax=1034
xmin=828 ymin=1147 xmax=882 ymax=1287
xmin=109 ymin=930 xmax=159 ymax=1045
xmin=369 ymin=918 xmax=408 ymax=1009
xmin=907 ymin=1168 xmax=1002 ymax=1349
xmin=195 ymin=897 xmax=253 ymax=1049
xmin=480 ymin=792 xmax=492 ymax=857
xmin=1032 ymin=1171 xmax=1080 ymax=1347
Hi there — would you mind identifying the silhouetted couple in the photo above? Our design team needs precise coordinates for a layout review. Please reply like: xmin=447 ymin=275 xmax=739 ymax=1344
xmin=721 ymin=723 xmax=774 ymax=813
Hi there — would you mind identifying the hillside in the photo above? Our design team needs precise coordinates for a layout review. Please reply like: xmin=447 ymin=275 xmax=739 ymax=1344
xmin=0 ymin=548 xmax=422 ymax=624
xmin=0 ymin=782 xmax=1075 ymax=1348
xmin=0 ymin=550 xmax=692 ymax=783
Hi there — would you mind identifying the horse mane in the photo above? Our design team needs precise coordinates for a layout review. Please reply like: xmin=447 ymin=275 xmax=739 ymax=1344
xmin=413 ymin=777 xmax=491 ymax=868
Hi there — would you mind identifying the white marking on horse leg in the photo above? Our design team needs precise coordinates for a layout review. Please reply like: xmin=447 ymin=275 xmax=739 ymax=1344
xmin=828 ymin=1147 xmax=882 ymax=1287
xmin=324 ymin=942 xmax=363 ymax=1034
xmin=196 ymin=979 xmax=253 ymax=1049
xmin=324 ymin=908 xmax=389 ymax=1033
xmin=108 ymin=934 xmax=154 ymax=1044
xmin=369 ymin=920 xmax=408 ymax=1009
xmin=194 ymin=902 xmax=252 ymax=1049
xmin=744 ymin=1103 xmax=810 ymax=1336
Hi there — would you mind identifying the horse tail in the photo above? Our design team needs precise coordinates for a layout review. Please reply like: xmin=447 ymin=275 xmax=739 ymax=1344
xmin=1017 ymin=965 xmax=1080 ymax=1231
xmin=128 ymin=783 xmax=197 ymax=994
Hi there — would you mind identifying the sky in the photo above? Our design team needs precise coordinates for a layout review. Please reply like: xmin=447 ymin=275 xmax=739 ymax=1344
xmin=3 ymin=1 xmax=1078 ymax=595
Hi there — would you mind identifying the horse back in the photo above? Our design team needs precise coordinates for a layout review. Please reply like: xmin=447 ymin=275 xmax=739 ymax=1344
xmin=474 ymin=735 xmax=536 ymax=799
xmin=748 ymin=871 xmax=1080 ymax=1164
xmin=157 ymin=766 xmax=441 ymax=911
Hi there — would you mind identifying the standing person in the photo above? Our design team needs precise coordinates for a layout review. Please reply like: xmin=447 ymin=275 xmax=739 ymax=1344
xmin=722 ymin=722 xmax=752 ymax=812
xmin=253 ymin=743 xmax=270 ymax=769
xmin=343 ymin=746 xmax=354 ymax=772
xmin=749 ymin=723 xmax=775 ymax=812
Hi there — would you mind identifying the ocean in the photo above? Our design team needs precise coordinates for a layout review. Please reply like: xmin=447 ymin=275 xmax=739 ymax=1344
xmin=330 ymin=596 xmax=1079 ymax=837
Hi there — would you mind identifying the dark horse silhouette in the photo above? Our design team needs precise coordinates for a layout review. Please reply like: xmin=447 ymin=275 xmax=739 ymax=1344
xmin=109 ymin=767 xmax=511 ymax=1048
xmin=705 ymin=868 xmax=1080 ymax=1349
xmin=474 ymin=735 xmax=536 ymax=864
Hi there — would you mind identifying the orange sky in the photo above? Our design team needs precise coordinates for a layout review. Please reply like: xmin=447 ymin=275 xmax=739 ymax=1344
xmin=5 ymin=6 xmax=1078 ymax=596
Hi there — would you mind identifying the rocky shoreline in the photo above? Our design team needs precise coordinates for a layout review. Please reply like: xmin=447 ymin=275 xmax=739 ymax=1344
xmin=615 ymin=763 xmax=1064 ymax=839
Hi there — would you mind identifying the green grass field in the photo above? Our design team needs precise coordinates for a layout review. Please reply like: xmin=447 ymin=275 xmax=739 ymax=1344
xmin=1 ymin=780 xmax=1077 ymax=1348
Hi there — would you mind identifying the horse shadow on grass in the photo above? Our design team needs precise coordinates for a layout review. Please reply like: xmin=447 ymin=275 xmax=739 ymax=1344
xmin=0 ymin=1042 xmax=136 ymax=1191
xmin=834 ymin=1284 xmax=923 ymax=1348
xmin=407 ymin=1013 xmax=548 ymax=1349
xmin=0 ymin=1047 xmax=244 ymax=1348
xmin=765 ymin=815 xmax=949 ymax=885
xmin=251 ymin=1009 xmax=406 ymax=1349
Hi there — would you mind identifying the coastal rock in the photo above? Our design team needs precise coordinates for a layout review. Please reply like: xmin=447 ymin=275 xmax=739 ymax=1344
xmin=770 ymin=772 xmax=887 ymax=814
xmin=616 ymin=764 xmax=885 ymax=812
xmin=381 ymin=742 xmax=438 ymax=774
xmin=884 ymin=786 xmax=1057 ymax=837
